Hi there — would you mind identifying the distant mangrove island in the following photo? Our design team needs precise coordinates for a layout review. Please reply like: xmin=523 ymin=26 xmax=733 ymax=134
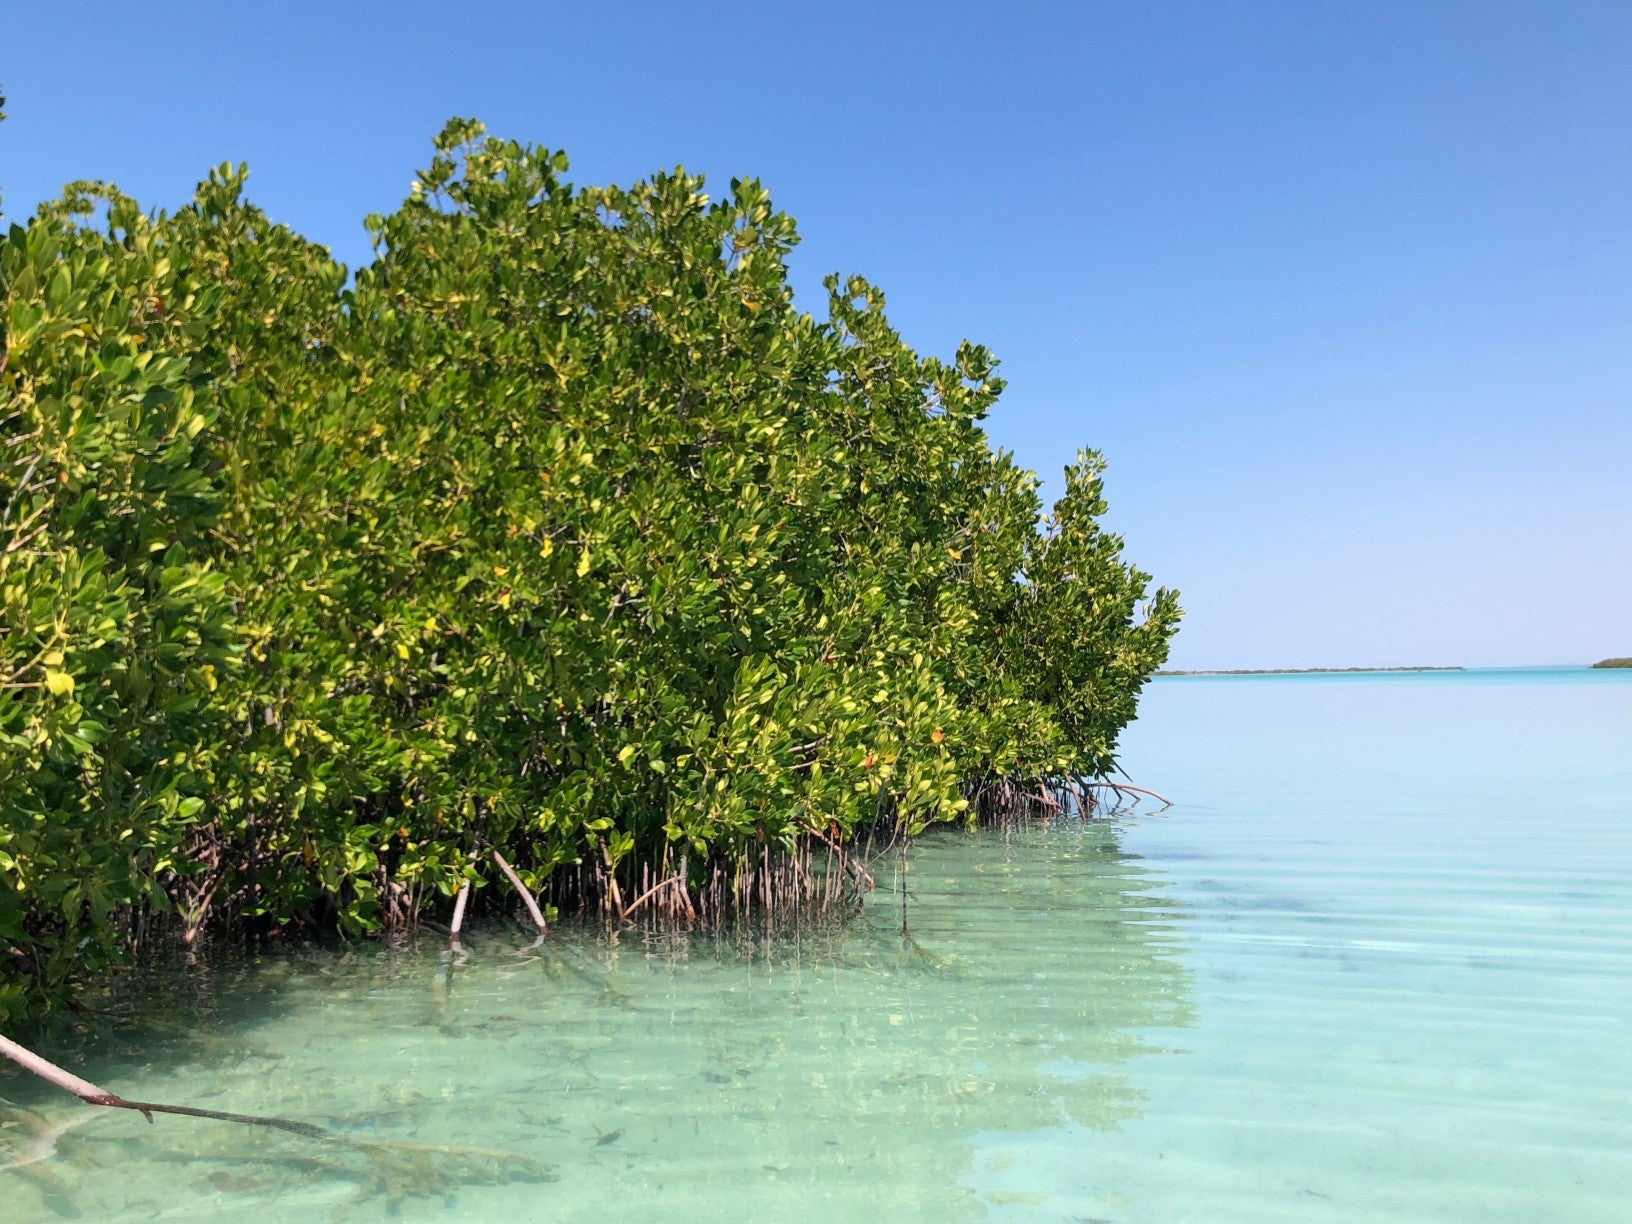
xmin=1158 ymin=666 xmax=1465 ymax=676
xmin=1591 ymin=657 xmax=1632 ymax=669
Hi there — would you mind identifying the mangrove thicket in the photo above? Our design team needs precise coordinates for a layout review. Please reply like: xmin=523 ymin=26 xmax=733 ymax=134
xmin=0 ymin=117 xmax=1180 ymax=1019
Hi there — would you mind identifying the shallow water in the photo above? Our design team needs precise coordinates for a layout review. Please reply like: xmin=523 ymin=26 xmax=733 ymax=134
xmin=3 ymin=667 xmax=1628 ymax=1221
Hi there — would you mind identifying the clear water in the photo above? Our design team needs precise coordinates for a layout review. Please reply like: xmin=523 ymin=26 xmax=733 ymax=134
xmin=3 ymin=667 xmax=1628 ymax=1221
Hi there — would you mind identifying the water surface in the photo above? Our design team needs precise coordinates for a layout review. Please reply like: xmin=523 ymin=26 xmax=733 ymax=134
xmin=3 ymin=667 xmax=1628 ymax=1221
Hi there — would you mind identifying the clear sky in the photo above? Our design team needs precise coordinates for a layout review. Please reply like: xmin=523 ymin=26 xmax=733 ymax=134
xmin=4 ymin=2 xmax=1627 ymax=668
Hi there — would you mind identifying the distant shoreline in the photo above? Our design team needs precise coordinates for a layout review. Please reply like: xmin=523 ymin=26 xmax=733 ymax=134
xmin=1156 ymin=666 xmax=1466 ymax=676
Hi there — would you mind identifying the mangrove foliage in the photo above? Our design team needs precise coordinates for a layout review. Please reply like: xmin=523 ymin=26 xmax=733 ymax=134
xmin=0 ymin=117 xmax=1180 ymax=1018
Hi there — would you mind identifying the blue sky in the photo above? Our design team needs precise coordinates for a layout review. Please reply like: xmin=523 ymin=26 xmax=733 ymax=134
xmin=5 ymin=2 xmax=1628 ymax=668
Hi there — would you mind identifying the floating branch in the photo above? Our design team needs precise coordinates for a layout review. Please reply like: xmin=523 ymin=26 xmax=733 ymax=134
xmin=1 ymin=1032 xmax=556 ymax=1192
xmin=1 ymin=1031 xmax=326 ymax=1137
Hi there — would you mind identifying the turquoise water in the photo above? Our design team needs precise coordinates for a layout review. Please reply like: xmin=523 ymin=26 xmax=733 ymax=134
xmin=3 ymin=667 xmax=1628 ymax=1221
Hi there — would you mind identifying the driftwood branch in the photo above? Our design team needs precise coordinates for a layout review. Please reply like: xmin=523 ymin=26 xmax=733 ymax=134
xmin=491 ymin=850 xmax=547 ymax=934
xmin=1 ymin=1030 xmax=555 ymax=1182
xmin=0 ymin=1031 xmax=326 ymax=1137
xmin=0 ymin=1034 xmax=121 ymax=1107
